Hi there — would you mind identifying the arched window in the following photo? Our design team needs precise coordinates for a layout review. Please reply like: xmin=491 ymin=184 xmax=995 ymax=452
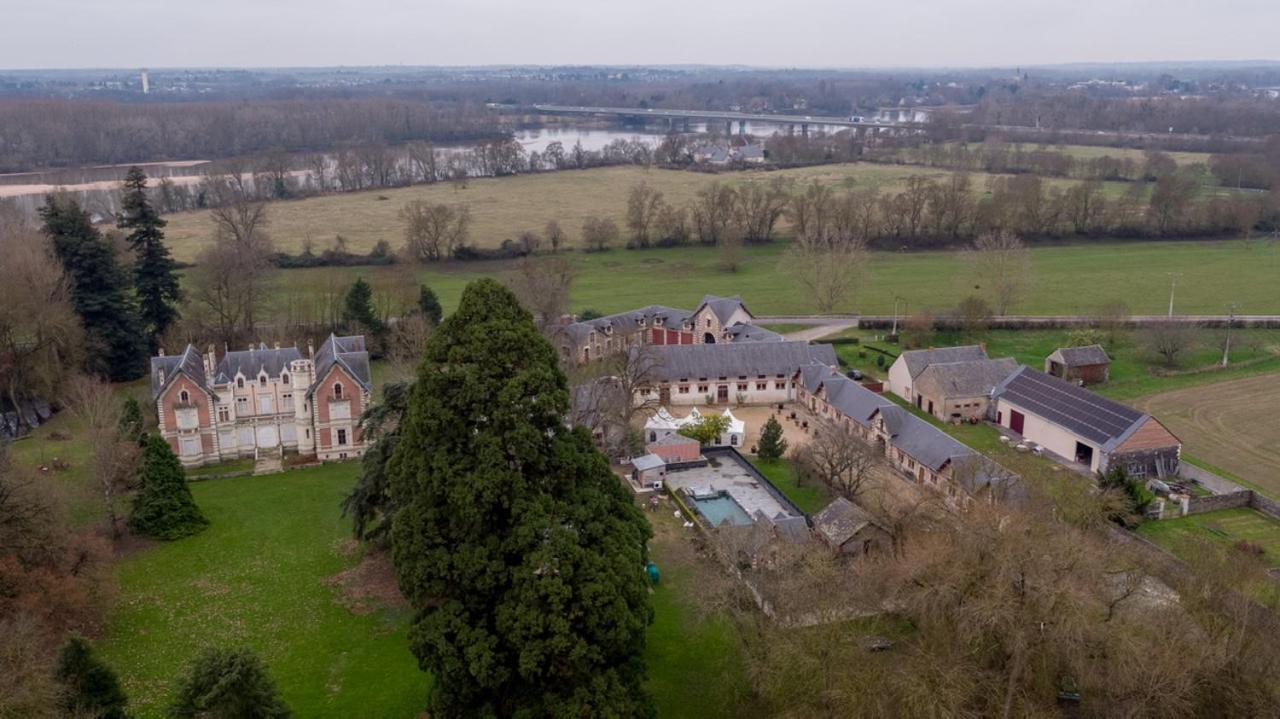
xmin=236 ymin=377 xmax=244 ymax=389
xmin=334 ymin=383 xmax=343 ymax=399
xmin=179 ymin=390 xmax=190 ymax=404
xmin=281 ymin=373 xmax=289 ymax=384
xmin=259 ymin=374 xmax=267 ymax=385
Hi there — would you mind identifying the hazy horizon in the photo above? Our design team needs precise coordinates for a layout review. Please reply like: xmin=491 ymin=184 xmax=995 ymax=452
xmin=2 ymin=0 xmax=1277 ymax=70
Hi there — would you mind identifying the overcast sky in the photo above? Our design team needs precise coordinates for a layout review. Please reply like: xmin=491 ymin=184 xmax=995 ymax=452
xmin=2 ymin=0 xmax=1277 ymax=70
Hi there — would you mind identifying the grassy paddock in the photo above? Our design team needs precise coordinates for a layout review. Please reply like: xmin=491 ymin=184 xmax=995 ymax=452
xmin=1138 ymin=508 xmax=1280 ymax=568
xmin=163 ymin=163 xmax=1178 ymax=261
xmin=748 ymin=457 xmax=832 ymax=515
xmin=250 ymin=237 xmax=1280 ymax=321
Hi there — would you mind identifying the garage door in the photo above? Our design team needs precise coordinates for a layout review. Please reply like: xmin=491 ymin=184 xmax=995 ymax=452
xmin=256 ymin=425 xmax=279 ymax=448
xmin=1009 ymin=410 xmax=1025 ymax=434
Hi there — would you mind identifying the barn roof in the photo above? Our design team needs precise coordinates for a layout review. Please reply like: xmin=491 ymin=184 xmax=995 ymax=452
xmin=564 ymin=304 xmax=691 ymax=345
xmin=914 ymin=358 xmax=1018 ymax=399
xmin=695 ymin=294 xmax=753 ymax=325
xmin=896 ymin=345 xmax=989 ymax=379
xmin=1049 ymin=344 xmax=1111 ymax=367
xmin=640 ymin=341 xmax=836 ymax=382
xmin=993 ymin=365 xmax=1147 ymax=450
xmin=725 ymin=322 xmax=784 ymax=343
xmin=812 ymin=497 xmax=880 ymax=547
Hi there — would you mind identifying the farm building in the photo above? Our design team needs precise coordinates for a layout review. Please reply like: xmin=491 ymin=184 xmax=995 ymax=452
xmin=991 ymin=366 xmax=1181 ymax=477
xmin=1045 ymin=345 xmax=1111 ymax=385
xmin=811 ymin=497 xmax=891 ymax=557
xmin=560 ymin=294 xmax=759 ymax=364
xmin=912 ymin=357 xmax=1018 ymax=422
xmin=886 ymin=345 xmax=989 ymax=405
xmin=631 ymin=453 xmax=667 ymax=486
xmin=646 ymin=434 xmax=702 ymax=464
xmin=635 ymin=340 xmax=837 ymax=406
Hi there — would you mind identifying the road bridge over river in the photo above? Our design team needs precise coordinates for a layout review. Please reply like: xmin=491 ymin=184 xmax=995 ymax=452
xmin=531 ymin=104 xmax=921 ymax=136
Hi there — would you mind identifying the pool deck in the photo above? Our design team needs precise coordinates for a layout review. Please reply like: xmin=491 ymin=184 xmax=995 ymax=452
xmin=667 ymin=455 xmax=798 ymax=524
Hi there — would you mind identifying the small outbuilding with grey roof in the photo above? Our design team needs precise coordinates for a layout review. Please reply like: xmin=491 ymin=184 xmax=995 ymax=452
xmin=992 ymin=365 xmax=1180 ymax=476
xmin=812 ymin=497 xmax=891 ymax=557
xmin=1045 ymin=344 xmax=1111 ymax=385
xmin=886 ymin=344 xmax=989 ymax=405
xmin=913 ymin=357 xmax=1018 ymax=422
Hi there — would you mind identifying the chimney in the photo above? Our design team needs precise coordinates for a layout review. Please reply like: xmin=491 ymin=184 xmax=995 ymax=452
xmin=274 ymin=341 xmax=280 ymax=350
xmin=307 ymin=339 xmax=315 ymax=359
xmin=158 ymin=347 xmax=165 ymax=357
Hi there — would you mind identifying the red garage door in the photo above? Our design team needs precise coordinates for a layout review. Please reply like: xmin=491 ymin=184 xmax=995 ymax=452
xmin=1009 ymin=410 xmax=1025 ymax=434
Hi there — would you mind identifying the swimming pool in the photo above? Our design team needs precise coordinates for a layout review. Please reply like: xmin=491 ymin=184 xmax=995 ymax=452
xmin=692 ymin=492 xmax=753 ymax=527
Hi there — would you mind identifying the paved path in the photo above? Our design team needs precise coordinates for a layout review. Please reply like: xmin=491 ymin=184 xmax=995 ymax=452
xmin=253 ymin=455 xmax=283 ymax=476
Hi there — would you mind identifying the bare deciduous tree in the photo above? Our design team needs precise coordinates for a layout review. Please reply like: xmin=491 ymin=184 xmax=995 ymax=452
xmin=506 ymin=256 xmax=576 ymax=340
xmin=965 ymin=230 xmax=1031 ymax=316
xmin=64 ymin=376 xmax=138 ymax=538
xmin=625 ymin=182 xmax=666 ymax=248
xmin=543 ymin=219 xmax=566 ymax=252
xmin=400 ymin=201 xmax=471 ymax=262
xmin=1142 ymin=320 xmax=1198 ymax=367
xmin=580 ymin=215 xmax=619 ymax=252
xmin=792 ymin=418 xmax=882 ymax=501
xmin=783 ymin=231 xmax=869 ymax=313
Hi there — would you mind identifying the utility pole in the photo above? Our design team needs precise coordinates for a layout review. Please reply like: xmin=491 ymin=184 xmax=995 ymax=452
xmin=891 ymin=296 xmax=906 ymax=337
xmin=1166 ymin=272 xmax=1182 ymax=318
xmin=1221 ymin=303 xmax=1237 ymax=367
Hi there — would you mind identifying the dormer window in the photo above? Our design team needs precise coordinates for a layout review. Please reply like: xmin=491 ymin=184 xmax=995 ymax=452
xmin=236 ymin=377 xmax=245 ymax=389
xmin=259 ymin=374 xmax=267 ymax=385
xmin=179 ymin=390 xmax=190 ymax=404
xmin=281 ymin=373 xmax=289 ymax=384
xmin=333 ymin=383 xmax=343 ymax=399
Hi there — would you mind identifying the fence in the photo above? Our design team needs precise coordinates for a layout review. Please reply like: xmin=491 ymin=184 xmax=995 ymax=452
xmin=1182 ymin=490 xmax=1280 ymax=521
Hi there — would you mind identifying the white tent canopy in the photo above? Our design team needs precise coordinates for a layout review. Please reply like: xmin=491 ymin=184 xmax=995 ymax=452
xmin=644 ymin=406 xmax=746 ymax=448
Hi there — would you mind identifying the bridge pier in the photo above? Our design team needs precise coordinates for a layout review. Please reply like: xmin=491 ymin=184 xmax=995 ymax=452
xmin=725 ymin=119 xmax=733 ymax=136
xmin=801 ymin=123 xmax=809 ymax=138
xmin=683 ymin=118 xmax=690 ymax=132
xmin=787 ymin=124 xmax=795 ymax=136
xmin=737 ymin=120 xmax=746 ymax=135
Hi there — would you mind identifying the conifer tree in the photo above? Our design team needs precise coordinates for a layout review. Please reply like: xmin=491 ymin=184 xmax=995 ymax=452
xmin=342 ymin=277 xmax=384 ymax=334
xmin=119 ymin=167 xmax=182 ymax=347
xmin=128 ymin=434 xmax=208 ymax=540
xmin=169 ymin=647 xmax=290 ymax=719
xmin=40 ymin=195 xmax=146 ymax=381
xmin=757 ymin=415 xmax=788 ymax=461
xmin=55 ymin=635 xmax=130 ymax=719
xmin=389 ymin=279 xmax=654 ymax=717
xmin=417 ymin=284 xmax=443 ymax=326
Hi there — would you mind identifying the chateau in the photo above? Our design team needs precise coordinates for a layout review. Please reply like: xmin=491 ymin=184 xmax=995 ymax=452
xmin=149 ymin=335 xmax=372 ymax=467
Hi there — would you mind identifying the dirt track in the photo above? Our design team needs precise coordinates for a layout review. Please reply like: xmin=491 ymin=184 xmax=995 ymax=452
xmin=1136 ymin=372 xmax=1280 ymax=495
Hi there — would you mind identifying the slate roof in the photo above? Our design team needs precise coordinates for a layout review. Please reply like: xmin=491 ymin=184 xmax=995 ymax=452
xmin=150 ymin=345 xmax=211 ymax=400
xmin=309 ymin=334 xmax=373 ymax=397
xmin=641 ymin=341 xmax=837 ymax=382
xmin=1050 ymin=344 xmax=1111 ymax=367
xmin=875 ymin=405 xmax=978 ymax=472
xmin=821 ymin=373 xmax=895 ymax=428
xmin=897 ymin=345 xmax=988 ymax=379
xmin=214 ymin=343 xmax=302 ymax=385
xmin=812 ymin=497 xmax=880 ymax=547
xmin=914 ymin=357 xmax=1019 ymax=399
xmin=725 ymin=322 xmax=784 ymax=343
xmin=649 ymin=434 xmax=700 ymax=447
xmin=563 ymin=305 xmax=691 ymax=345
xmin=695 ymin=295 xmax=752 ymax=325
xmin=632 ymin=453 xmax=666 ymax=472
xmin=992 ymin=365 xmax=1147 ymax=450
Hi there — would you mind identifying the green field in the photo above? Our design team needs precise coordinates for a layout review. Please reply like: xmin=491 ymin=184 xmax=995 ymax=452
xmin=1138 ymin=508 xmax=1280 ymax=568
xmin=91 ymin=463 xmax=750 ymax=718
xmin=162 ymin=163 xmax=1192 ymax=261
xmin=250 ymin=236 xmax=1280 ymax=322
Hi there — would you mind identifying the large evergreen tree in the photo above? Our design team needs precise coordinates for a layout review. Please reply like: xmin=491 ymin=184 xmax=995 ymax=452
xmin=342 ymin=277 xmax=385 ymax=337
xmin=756 ymin=415 xmax=788 ymax=461
xmin=389 ymin=279 xmax=654 ymax=718
xmin=40 ymin=195 xmax=146 ymax=381
xmin=55 ymin=635 xmax=130 ymax=719
xmin=169 ymin=647 xmax=290 ymax=719
xmin=341 ymin=380 xmax=412 ymax=544
xmin=119 ymin=167 xmax=182 ymax=347
xmin=417 ymin=284 xmax=443 ymax=326
xmin=128 ymin=434 xmax=208 ymax=540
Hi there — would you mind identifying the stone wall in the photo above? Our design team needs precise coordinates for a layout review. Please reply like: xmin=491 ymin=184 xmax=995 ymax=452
xmin=1182 ymin=490 xmax=1280 ymax=520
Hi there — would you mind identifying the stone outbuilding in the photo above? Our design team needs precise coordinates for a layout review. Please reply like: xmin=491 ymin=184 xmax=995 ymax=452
xmin=811 ymin=497 xmax=891 ymax=557
xmin=912 ymin=357 xmax=1018 ymax=422
xmin=1045 ymin=344 xmax=1111 ymax=385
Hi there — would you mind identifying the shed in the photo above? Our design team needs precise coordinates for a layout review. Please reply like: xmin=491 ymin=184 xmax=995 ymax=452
xmin=631 ymin=453 xmax=668 ymax=486
xmin=1045 ymin=345 xmax=1111 ymax=385
xmin=811 ymin=497 xmax=891 ymax=557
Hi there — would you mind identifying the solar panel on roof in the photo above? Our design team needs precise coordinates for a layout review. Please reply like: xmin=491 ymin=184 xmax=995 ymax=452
xmin=998 ymin=368 xmax=1141 ymax=445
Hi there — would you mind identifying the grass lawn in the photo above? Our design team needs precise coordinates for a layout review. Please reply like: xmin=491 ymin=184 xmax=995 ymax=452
xmin=92 ymin=461 xmax=753 ymax=718
xmin=755 ymin=323 xmax=817 ymax=335
xmin=162 ymin=163 xmax=1162 ymax=261
xmin=246 ymin=236 xmax=1280 ymax=324
xmin=1138 ymin=508 xmax=1280 ymax=568
xmin=97 ymin=464 xmax=427 ymax=718
xmin=748 ymin=457 xmax=833 ymax=515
